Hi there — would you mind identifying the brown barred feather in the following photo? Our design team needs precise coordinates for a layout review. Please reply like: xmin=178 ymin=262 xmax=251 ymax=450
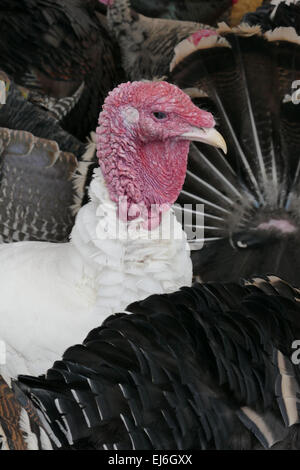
xmin=0 ymin=376 xmax=28 ymax=450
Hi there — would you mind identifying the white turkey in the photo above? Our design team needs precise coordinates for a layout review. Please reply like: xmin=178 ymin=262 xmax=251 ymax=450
xmin=0 ymin=80 xmax=226 ymax=378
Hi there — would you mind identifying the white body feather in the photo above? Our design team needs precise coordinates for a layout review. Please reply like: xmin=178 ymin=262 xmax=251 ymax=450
xmin=0 ymin=168 xmax=192 ymax=377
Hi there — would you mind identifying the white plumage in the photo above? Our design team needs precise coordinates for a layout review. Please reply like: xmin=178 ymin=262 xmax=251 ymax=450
xmin=0 ymin=168 xmax=192 ymax=377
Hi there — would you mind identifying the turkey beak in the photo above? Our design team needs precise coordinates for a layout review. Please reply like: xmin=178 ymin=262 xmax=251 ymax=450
xmin=181 ymin=127 xmax=227 ymax=154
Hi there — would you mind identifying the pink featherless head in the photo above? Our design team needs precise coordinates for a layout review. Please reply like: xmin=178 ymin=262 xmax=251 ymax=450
xmin=95 ymin=81 xmax=225 ymax=229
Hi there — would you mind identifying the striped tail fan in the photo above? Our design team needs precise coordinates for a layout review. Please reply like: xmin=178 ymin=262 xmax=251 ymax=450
xmin=0 ymin=374 xmax=53 ymax=450
xmin=168 ymin=13 xmax=300 ymax=285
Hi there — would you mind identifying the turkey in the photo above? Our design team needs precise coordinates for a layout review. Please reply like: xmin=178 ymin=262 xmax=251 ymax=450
xmin=161 ymin=6 xmax=300 ymax=285
xmin=0 ymin=0 xmax=121 ymax=140
xmin=0 ymin=72 xmax=95 ymax=243
xmin=99 ymin=0 xmax=218 ymax=80
xmin=0 ymin=80 xmax=226 ymax=377
xmin=4 ymin=275 xmax=300 ymax=450
xmin=100 ymin=0 xmax=268 ymax=81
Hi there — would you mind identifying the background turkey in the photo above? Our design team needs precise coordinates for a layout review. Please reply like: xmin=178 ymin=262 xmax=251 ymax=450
xmin=2 ymin=275 xmax=299 ymax=450
xmin=163 ymin=7 xmax=300 ymax=286
xmin=0 ymin=72 xmax=95 ymax=243
xmin=0 ymin=0 xmax=123 ymax=141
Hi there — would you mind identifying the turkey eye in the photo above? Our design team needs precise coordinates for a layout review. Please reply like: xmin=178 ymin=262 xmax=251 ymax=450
xmin=153 ymin=111 xmax=167 ymax=119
